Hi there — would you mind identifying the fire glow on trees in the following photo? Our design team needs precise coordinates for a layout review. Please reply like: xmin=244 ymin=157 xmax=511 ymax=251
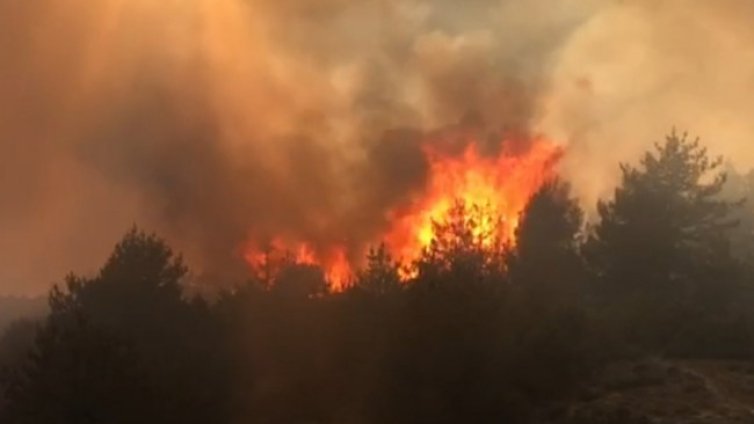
xmin=243 ymin=135 xmax=563 ymax=291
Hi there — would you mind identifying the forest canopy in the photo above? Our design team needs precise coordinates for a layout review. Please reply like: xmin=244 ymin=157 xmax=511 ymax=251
xmin=1 ymin=132 xmax=754 ymax=423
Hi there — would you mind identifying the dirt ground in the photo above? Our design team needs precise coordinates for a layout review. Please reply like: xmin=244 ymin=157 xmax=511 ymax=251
xmin=555 ymin=359 xmax=754 ymax=424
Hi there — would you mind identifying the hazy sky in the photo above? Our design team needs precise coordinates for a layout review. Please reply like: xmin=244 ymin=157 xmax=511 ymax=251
xmin=1 ymin=0 xmax=753 ymax=295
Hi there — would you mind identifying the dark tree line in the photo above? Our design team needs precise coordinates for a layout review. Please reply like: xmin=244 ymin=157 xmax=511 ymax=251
xmin=1 ymin=131 xmax=753 ymax=423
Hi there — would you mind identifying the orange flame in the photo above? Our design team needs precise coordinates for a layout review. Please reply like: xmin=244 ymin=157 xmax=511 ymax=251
xmin=384 ymin=136 xmax=562 ymax=266
xmin=243 ymin=237 xmax=353 ymax=291
xmin=242 ymin=135 xmax=562 ymax=290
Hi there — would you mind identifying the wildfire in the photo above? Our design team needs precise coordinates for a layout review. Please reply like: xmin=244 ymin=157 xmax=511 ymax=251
xmin=243 ymin=238 xmax=353 ymax=291
xmin=385 ymin=136 xmax=563 ymax=266
xmin=243 ymin=135 xmax=562 ymax=291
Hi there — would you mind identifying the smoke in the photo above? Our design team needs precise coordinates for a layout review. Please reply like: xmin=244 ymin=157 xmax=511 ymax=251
xmin=1 ymin=0 xmax=752 ymax=294
xmin=537 ymin=0 xmax=754 ymax=208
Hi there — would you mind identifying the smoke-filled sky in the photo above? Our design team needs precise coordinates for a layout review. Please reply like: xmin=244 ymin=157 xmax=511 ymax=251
xmin=1 ymin=0 xmax=753 ymax=295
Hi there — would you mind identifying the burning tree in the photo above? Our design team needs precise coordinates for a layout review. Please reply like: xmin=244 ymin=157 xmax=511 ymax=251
xmin=412 ymin=200 xmax=507 ymax=286
xmin=242 ymin=135 xmax=563 ymax=292
xmin=355 ymin=244 xmax=402 ymax=295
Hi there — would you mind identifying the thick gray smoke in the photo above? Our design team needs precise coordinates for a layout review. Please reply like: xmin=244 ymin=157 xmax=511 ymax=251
xmin=1 ymin=0 xmax=752 ymax=294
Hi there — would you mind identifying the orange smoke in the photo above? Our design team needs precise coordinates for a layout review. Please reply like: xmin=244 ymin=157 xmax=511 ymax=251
xmin=243 ymin=135 xmax=562 ymax=291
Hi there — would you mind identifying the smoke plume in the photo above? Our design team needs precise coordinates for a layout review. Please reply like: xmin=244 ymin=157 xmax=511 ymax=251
xmin=1 ymin=0 xmax=752 ymax=294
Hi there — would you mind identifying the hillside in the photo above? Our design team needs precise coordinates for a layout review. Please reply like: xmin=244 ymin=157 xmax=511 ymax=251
xmin=556 ymin=360 xmax=754 ymax=424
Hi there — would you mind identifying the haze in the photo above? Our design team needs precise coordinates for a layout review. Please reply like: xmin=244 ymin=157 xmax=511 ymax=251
xmin=1 ymin=0 xmax=753 ymax=295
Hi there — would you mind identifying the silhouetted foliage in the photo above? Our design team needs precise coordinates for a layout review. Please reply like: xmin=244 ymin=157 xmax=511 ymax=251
xmin=355 ymin=243 xmax=402 ymax=295
xmin=0 ymin=319 xmax=38 ymax=372
xmin=588 ymin=131 xmax=739 ymax=297
xmin=271 ymin=261 xmax=328 ymax=298
xmin=2 ymin=228 xmax=231 ymax=423
xmin=4 ymin=131 xmax=754 ymax=423
xmin=509 ymin=179 xmax=586 ymax=304
xmin=0 ymin=319 xmax=39 ymax=412
xmin=723 ymin=166 xmax=754 ymax=264
xmin=415 ymin=200 xmax=507 ymax=287
xmin=587 ymin=132 xmax=746 ymax=355
xmin=2 ymin=313 xmax=154 ymax=423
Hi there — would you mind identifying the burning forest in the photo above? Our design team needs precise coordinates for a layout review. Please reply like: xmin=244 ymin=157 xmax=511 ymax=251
xmin=2 ymin=0 xmax=753 ymax=295
xmin=243 ymin=133 xmax=563 ymax=290
xmin=3 ymin=1 xmax=754 ymax=423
